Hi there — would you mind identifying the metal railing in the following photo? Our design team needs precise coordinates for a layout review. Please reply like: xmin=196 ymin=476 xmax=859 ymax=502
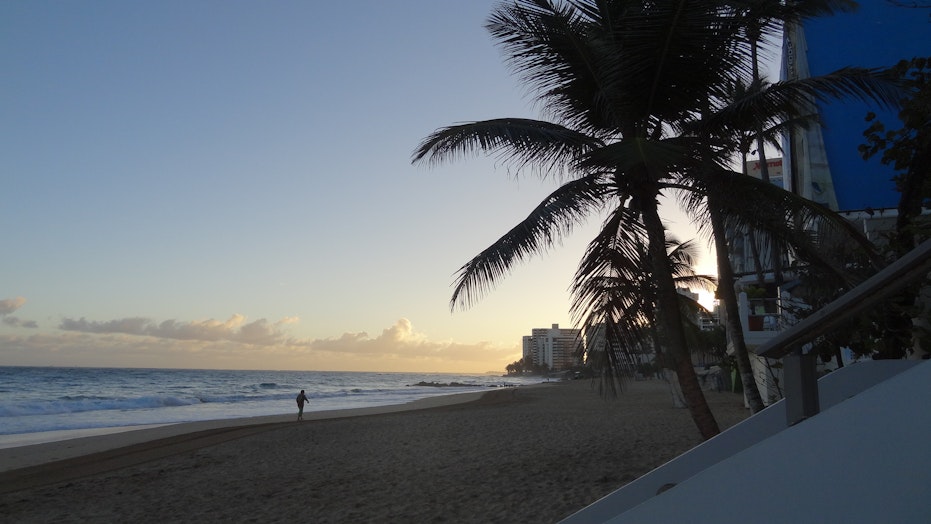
xmin=753 ymin=239 xmax=931 ymax=425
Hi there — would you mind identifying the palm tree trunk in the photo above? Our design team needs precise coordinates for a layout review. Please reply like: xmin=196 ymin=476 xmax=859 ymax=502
xmin=748 ymin=229 xmax=767 ymax=287
xmin=651 ymin=317 xmax=685 ymax=408
xmin=753 ymin=139 xmax=785 ymax=286
xmin=641 ymin=197 xmax=720 ymax=439
xmin=749 ymin=31 xmax=784 ymax=287
xmin=708 ymin=200 xmax=766 ymax=413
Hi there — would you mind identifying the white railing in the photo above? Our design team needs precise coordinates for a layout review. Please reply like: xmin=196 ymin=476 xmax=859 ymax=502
xmin=754 ymin=240 xmax=931 ymax=425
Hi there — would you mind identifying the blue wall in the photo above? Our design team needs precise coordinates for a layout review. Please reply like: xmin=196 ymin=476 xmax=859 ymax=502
xmin=803 ymin=3 xmax=929 ymax=211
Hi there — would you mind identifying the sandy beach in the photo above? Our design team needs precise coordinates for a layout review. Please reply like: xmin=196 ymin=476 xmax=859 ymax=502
xmin=0 ymin=378 xmax=748 ymax=523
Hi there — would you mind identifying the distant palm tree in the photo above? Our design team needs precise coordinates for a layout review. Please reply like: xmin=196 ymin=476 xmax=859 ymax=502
xmin=571 ymin=232 xmax=716 ymax=402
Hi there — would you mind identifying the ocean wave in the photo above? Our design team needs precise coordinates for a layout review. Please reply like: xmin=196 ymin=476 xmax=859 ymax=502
xmin=0 ymin=389 xmax=402 ymax=418
xmin=0 ymin=367 xmax=548 ymax=437
xmin=0 ymin=395 xmax=205 ymax=418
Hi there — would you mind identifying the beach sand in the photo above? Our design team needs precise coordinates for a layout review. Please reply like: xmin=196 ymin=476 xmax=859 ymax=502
xmin=0 ymin=378 xmax=748 ymax=523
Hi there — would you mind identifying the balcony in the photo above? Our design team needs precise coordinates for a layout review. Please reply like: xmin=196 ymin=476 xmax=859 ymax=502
xmin=738 ymin=292 xmax=781 ymax=347
xmin=746 ymin=298 xmax=779 ymax=332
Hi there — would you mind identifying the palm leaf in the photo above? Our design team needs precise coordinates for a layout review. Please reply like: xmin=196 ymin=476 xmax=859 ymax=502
xmin=488 ymin=1 xmax=754 ymax=136
xmin=450 ymin=173 xmax=608 ymax=310
xmin=694 ymin=67 xmax=904 ymax=137
xmin=412 ymin=118 xmax=602 ymax=177
xmin=684 ymin=169 xmax=884 ymax=286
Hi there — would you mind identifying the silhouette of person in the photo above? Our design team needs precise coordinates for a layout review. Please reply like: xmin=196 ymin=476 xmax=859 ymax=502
xmin=296 ymin=389 xmax=310 ymax=421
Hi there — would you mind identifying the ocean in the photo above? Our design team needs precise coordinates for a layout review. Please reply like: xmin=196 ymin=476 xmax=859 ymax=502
xmin=0 ymin=366 xmax=546 ymax=443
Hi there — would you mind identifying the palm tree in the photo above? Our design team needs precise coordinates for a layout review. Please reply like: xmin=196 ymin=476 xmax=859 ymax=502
xmin=684 ymin=161 xmax=883 ymax=412
xmin=414 ymin=1 xmax=763 ymax=439
xmin=413 ymin=0 xmax=899 ymax=437
xmin=673 ymin=0 xmax=899 ymax=413
xmin=727 ymin=2 xmax=851 ymax=406
xmin=571 ymin=230 xmax=716 ymax=404
xmin=734 ymin=0 xmax=857 ymax=214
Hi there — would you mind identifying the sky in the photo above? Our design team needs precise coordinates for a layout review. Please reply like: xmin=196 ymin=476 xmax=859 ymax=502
xmin=1 ymin=1 xmax=716 ymax=373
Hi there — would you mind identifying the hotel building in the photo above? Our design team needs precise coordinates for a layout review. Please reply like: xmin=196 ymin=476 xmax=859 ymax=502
xmin=522 ymin=324 xmax=582 ymax=372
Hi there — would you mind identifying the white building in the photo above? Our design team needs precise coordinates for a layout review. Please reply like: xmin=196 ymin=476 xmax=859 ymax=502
xmin=522 ymin=324 xmax=582 ymax=371
xmin=722 ymin=2 xmax=930 ymax=405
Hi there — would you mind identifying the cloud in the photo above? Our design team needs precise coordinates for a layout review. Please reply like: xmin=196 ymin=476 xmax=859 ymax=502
xmin=3 ymin=315 xmax=520 ymax=373
xmin=307 ymin=318 xmax=519 ymax=365
xmin=0 ymin=297 xmax=40 ymax=328
xmin=0 ymin=297 xmax=27 ymax=315
xmin=3 ymin=316 xmax=39 ymax=328
xmin=59 ymin=314 xmax=290 ymax=346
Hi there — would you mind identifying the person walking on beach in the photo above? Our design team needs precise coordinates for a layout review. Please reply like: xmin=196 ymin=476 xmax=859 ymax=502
xmin=296 ymin=389 xmax=310 ymax=421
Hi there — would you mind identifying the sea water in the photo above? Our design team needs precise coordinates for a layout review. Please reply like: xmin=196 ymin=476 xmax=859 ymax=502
xmin=0 ymin=366 xmax=545 ymax=439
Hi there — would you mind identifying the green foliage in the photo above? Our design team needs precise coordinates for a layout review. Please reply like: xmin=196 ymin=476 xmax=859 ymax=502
xmin=745 ymin=55 xmax=931 ymax=364
xmin=860 ymin=56 xmax=931 ymax=255
xmin=505 ymin=357 xmax=550 ymax=376
xmin=693 ymin=325 xmax=728 ymax=363
xmin=848 ymin=56 xmax=931 ymax=359
xmin=858 ymin=56 xmax=931 ymax=174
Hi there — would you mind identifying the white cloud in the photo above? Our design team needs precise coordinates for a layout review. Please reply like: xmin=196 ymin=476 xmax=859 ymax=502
xmin=0 ymin=297 xmax=27 ymax=315
xmin=59 ymin=314 xmax=291 ymax=346
xmin=306 ymin=318 xmax=520 ymax=366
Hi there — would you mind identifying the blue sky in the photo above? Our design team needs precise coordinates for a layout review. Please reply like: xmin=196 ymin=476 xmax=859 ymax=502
xmin=1 ymin=1 xmax=713 ymax=373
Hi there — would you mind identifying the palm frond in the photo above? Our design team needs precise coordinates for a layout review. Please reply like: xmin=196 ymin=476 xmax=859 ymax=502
xmin=569 ymin=204 xmax=652 ymax=392
xmin=412 ymin=118 xmax=602 ymax=177
xmin=487 ymin=1 xmax=753 ymax=136
xmin=697 ymin=67 xmax=905 ymax=137
xmin=570 ymin=212 xmax=718 ymax=394
xmin=450 ymin=172 xmax=609 ymax=310
xmin=684 ymin=169 xmax=884 ymax=286
xmin=729 ymin=0 xmax=859 ymax=43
